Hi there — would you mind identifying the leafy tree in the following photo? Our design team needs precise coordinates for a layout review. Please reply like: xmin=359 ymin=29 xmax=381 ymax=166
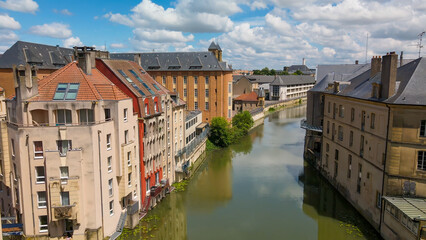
xmin=209 ymin=117 xmax=232 ymax=147
xmin=279 ymin=71 xmax=289 ymax=75
xmin=270 ymin=69 xmax=276 ymax=75
xmin=293 ymin=70 xmax=303 ymax=75
xmin=253 ymin=69 xmax=261 ymax=75
xmin=232 ymin=111 xmax=254 ymax=135
xmin=260 ymin=67 xmax=270 ymax=75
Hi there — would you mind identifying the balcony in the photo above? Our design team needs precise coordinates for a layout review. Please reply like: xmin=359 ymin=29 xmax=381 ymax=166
xmin=175 ymin=148 xmax=186 ymax=158
xmin=127 ymin=201 xmax=139 ymax=216
xmin=300 ymin=119 xmax=322 ymax=133
xmin=52 ymin=204 xmax=76 ymax=220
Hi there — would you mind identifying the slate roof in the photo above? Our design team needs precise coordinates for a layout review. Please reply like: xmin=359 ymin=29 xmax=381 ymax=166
xmin=383 ymin=196 xmax=426 ymax=220
xmin=235 ymin=91 xmax=258 ymax=101
xmin=270 ymin=75 xmax=316 ymax=86
xmin=110 ymin=51 xmax=232 ymax=72
xmin=0 ymin=41 xmax=74 ymax=69
xmin=244 ymin=75 xmax=275 ymax=84
xmin=316 ymin=63 xmax=371 ymax=82
xmin=185 ymin=110 xmax=201 ymax=122
xmin=28 ymin=62 xmax=129 ymax=102
xmin=208 ymin=41 xmax=221 ymax=51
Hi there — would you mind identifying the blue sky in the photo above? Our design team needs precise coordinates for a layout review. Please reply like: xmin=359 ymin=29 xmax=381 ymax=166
xmin=0 ymin=0 xmax=424 ymax=69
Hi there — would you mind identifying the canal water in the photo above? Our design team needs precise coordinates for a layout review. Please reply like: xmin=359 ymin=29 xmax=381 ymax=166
xmin=119 ymin=105 xmax=382 ymax=240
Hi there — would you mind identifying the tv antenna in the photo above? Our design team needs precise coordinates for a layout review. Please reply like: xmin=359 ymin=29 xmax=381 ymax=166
xmin=417 ymin=31 xmax=425 ymax=57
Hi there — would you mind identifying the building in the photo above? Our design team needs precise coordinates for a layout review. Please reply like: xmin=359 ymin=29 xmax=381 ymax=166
xmin=233 ymin=69 xmax=253 ymax=76
xmin=303 ymin=52 xmax=426 ymax=240
xmin=233 ymin=91 xmax=260 ymax=113
xmin=0 ymin=41 xmax=74 ymax=98
xmin=110 ymin=41 xmax=233 ymax=122
xmin=270 ymin=75 xmax=315 ymax=101
xmin=6 ymin=48 xmax=140 ymax=239
xmin=232 ymin=75 xmax=254 ymax=98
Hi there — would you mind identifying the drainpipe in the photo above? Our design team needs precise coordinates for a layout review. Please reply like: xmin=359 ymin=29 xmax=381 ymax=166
xmin=97 ymin=130 xmax=105 ymax=239
xmin=379 ymin=104 xmax=391 ymax=232
xmin=26 ymin=134 xmax=36 ymax=238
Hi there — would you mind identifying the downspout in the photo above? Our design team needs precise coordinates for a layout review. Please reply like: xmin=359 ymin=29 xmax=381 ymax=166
xmin=379 ymin=104 xmax=391 ymax=232
xmin=97 ymin=130 xmax=104 ymax=239
xmin=26 ymin=134 xmax=36 ymax=238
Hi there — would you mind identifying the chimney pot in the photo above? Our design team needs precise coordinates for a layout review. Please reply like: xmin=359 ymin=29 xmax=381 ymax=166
xmin=370 ymin=56 xmax=381 ymax=78
xmin=381 ymin=51 xmax=398 ymax=99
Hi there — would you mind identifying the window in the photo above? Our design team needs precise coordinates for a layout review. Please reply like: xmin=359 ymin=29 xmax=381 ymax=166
xmin=56 ymin=109 xmax=72 ymax=125
xmin=229 ymin=96 xmax=232 ymax=106
xmin=228 ymin=83 xmax=232 ymax=93
xmin=351 ymin=108 xmax=355 ymax=122
xmin=34 ymin=141 xmax=43 ymax=159
xmin=273 ymin=85 xmax=279 ymax=97
xmin=347 ymin=155 xmax=352 ymax=178
xmin=357 ymin=164 xmax=362 ymax=193
xmin=360 ymin=135 xmax=364 ymax=157
xmin=228 ymin=109 xmax=231 ymax=118
xmin=205 ymin=76 xmax=209 ymax=85
xmin=184 ymin=88 xmax=187 ymax=97
xmin=184 ymin=76 xmax=187 ymax=84
xmin=361 ymin=111 xmax=366 ymax=130
xmin=162 ymin=76 xmax=166 ymax=85
xmin=339 ymin=105 xmax=344 ymax=118
xmin=109 ymin=200 xmax=114 ymax=215
xmin=127 ymin=151 xmax=131 ymax=166
xmin=420 ymin=120 xmax=426 ymax=137
xmin=349 ymin=131 xmax=354 ymax=146
xmin=328 ymin=102 xmax=331 ymax=113
xmin=60 ymin=166 xmax=69 ymax=183
xmin=325 ymin=154 xmax=329 ymax=167
xmin=376 ymin=191 xmax=382 ymax=208
xmin=107 ymin=156 xmax=112 ymax=172
xmin=128 ymin=173 xmax=132 ymax=187
xmin=39 ymin=216 xmax=48 ymax=232
xmin=338 ymin=126 xmax=343 ymax=141
xmin=195 ymin=89 xmax=198 ymax=97
xmin=370 ymin=113 xmax=375 ymax=129
xmin=11 ymin=139 xmax=15 ymax=157
xmin=173 ymin=76 xmax=176 ymax=84
xmin=57 ymin=140 xmax=72 ymax=156
xmin=35 ymin=166 xmax=45 ymax=183
xmin=104 ymin=108 xmax=111 ymax=121
xmin=108 ymin=179 xmax=113 ymax=197
xmin=61 ymin=192 xmax=70 ymax=206
xmin=327 ymin=121 xmax=330 ymax=134
xmin=13 ymin=163 xmax=17 ymax=180
xmin=194 ymin=76 xmax=198 ymax=84
xmin=335 ymin=149 xmax=339 ymax=160
xmin=53 ymin=83 xmax=80 ymax=100
xmin=37 ymin=191 xmax=46 ymax=208
xmin=124 ymin=108 xmax=128 ymax=122
xmin=125 ymin=130 xmax=129 ymax=144
xmin=79 ymin=109 xmax=94 ymax=125
xmin=417 ymin=151 xmax=426 ymax=171
xmin=195 ymin=101 xmax=198 ymax=109
xmin=145 ymin=103 xmax=149 ymax=115
xmin=146 ymin=178 xmax=150 ymax=193
xmin=334 ymin=161 xmax=338 ymax=178
xmin=205 ymin=102 xmax=209 ymax=110
xmin=326 ymin=143 xmax=329 ymax=152
xmin=106 ymin=134 xmax=111 ymax=150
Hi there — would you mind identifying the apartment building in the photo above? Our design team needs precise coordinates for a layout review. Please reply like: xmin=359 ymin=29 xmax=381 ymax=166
xmin=0 ymin=41 xmax=74 ymax=98
xmin=110 ymin=41 xmax=233 ymax=122
xmin=303 ymin=52 xmax=426 ymax=239
xmin=6 ymin=49 xmax=140 ymax=239
xmin=269 ymin=75 xmax=315 ymax=101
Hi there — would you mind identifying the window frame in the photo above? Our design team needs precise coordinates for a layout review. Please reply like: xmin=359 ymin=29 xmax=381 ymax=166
xmin=124 ymin=108 xmax=128 ymax=122
xmin=107 ymin=156 xmax=112 ymax=172
xmin=106 ymin=134 xmax=111 ymax=150
xmin=34 ymin=141 xmax=44 ymax=159
xmin=108 ymin=178 xmax=113 ymax=197
xmin=39 ymin=216 xmax=48 ymax=232
xmin=109 ymin=200 xmax=114 ymax=216
xmin=35 ymin=166 xmax=45 ymax=184
xmin=37 ymin=191 xmax=47 ymax=208
xmin=60 ymin=166 xmax=69 ymax=184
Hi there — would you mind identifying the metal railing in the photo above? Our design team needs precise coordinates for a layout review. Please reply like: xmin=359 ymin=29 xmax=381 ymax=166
xmin=127 ymin=201 xmax=139 ymax=215
xmin=183 ymin=126 xmax=209 ymax=157
xmin=300 ymin=119 xmax=323 ymax=132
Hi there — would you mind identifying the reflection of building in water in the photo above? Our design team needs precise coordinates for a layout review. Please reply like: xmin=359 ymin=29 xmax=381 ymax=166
xmin=269 ymin=105 xmax=307 ymax=122
xmin=301 ymin=163 xmax=380 ymax=240
xmin=187 ymin=148 xmax=233 ymax=212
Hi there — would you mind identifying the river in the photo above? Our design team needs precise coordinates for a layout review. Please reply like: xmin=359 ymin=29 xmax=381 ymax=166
xmin=119 ymin=105 xmax=382 ymax=240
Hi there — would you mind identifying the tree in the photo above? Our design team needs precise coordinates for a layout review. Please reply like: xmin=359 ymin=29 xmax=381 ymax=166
xmin=232 ymin=111 xmax=254 ymax=135
xmin=209 ymin=117 xmax=232 ymax=147
xmin=253 ymin=69 xmax=261 ymax=75
xmin=260 ymin=67 xmax=270 ymax=75
xmin=293 ymin=70 xmax=303 ymax=75
xmin=270 ymin=69 xmax=276 ymax=75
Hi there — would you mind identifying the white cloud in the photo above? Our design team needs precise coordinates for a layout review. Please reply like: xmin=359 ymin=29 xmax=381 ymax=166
xmin=53 ymin=9 xmax=72 ymax=16
xmin=250 ymin=1 xmax=268 ymax=10
xmin=0 ymin=30 xmax=18 ymax=42
xmin=0 ymin=14 xmax=21 ymax=30
xmin=63 ymin=37 xmax=83 ymax=48
xmin=175 ymin=45 xmax=195 ymax=52
xmin=29 ymin=23 xmax=72 ymax=39
xmin=0 ymin=0 xmax=38 ymax=13
xmin=133 ymin=29 xmax=194 ymax=43
xmin=110 ymin=43 xmax=125 ymax=49
xmin=322 ymin=47 xmax=336 ymax=57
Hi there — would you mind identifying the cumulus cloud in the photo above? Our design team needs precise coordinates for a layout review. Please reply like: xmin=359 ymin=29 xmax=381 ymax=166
xmin=133 ymin=29 xmax=194 ymax=43
xmin=110 ymin=43 xmax=125 ymax=49
xmin=0 ymin=14 xmax=21 ymax=30
xmin=0 ymin=0 xmax=38 ymax=13
xmin=0 ymin=30 xmax=18 ymax=42
xmin=63 ymin=37 xmax=83 ymax=48
xmin=29 ymin=23 xmax=72 ymax=39
xmin=53 ymin=9 xmax=72 ymax=16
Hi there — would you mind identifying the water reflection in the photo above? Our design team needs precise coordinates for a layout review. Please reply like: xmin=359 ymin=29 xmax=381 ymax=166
xmin=121 ymin=105 xmax=380 ymax=240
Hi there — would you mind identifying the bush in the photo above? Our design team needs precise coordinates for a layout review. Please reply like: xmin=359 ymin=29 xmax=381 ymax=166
xmin=209 ymin=117 xmax=233 ymax=147
xmin=268 ymin=107 xmax=276 ymax=112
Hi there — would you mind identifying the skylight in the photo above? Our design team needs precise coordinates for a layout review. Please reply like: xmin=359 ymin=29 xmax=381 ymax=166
xmin=129 ymin=69 xmax=155 ymax=95
xmin=53 ymin=83 xmax=80 ymax=100
xmin=153 ymin=83 xmax=161 ymax=91
xmin=117 ymin=70 xmax=133 ymax=83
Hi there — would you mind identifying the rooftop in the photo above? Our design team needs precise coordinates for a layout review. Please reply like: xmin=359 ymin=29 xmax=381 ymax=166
xmin=186 ymin=110 xmax=202 ymax=121
xmin=383 ymin=196 xmax=426 ymax=220
xmin=270 ymin=75 xmax=316 ymax=86
xmin=235 ymin=91 xmax=258 ymax=101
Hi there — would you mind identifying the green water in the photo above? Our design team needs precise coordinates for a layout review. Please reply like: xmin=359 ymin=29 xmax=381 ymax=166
xmin=119 ymin=105 xmax=381 ymax=240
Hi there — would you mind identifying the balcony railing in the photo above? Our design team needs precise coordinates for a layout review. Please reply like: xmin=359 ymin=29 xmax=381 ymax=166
xmin=300 ymin=119 xmax=323 ymax=132
xmin=52 ymin=204 xmax=75 ymax=220
xmin=127 ymin=201 xmax=139 ymax=215
xmin=182 ymin=126 xmax=209 ymax=158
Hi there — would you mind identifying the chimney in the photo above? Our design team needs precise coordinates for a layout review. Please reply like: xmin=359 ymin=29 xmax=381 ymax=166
xmin=13 ymin=64 xmax=39 ymax=101
xmin=370 ymin=56 xmax=381 ymax=78
xmin=381 ymin=52 xmax=398 ymax=99
xmin=74 ymin=46 xmax=96 ymax=75
xmin=355 ymin=60 xmax=359 ymax=64
xmin=302 ymin=58 xmax=306 ymax=65
xmin=333 ymin=81 xmax=340 ymax=93
xmin=133 ymin=54 xmax=142 ymax=66
xmin=400 ymin=51 xmax=404 ymax=67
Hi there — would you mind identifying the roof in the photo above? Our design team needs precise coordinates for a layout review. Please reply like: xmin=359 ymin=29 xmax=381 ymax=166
xmin=0 ymin=41 xmax=74 ymax=69
xmin=270 ymin=75 xmax=316 ymax=86
xmin=235 ymin=91 xmax=258 ymax=101
xmin=383 ymin=196 xmax=426 ymax=220
xmin=110 ymin=51 xmax=232 ymax=72
xmin=185 ymin=110 xmax=201 ymax=122
xmin=287 ymin=65 xmax=314 ymax=75
xmin=28 ymin=62 xmax=129 ymax=101
xmin=244 ymin=75 xmax=276 ymax=84
xmin=208 ymin=41 xmax=221 ymax=51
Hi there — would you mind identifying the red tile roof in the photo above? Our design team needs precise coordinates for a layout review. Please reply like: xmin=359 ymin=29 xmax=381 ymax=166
xmin=29 ymin=62 xmax=129 ymax=101
xmin=235 ymin=91 xmax=258 ymax=101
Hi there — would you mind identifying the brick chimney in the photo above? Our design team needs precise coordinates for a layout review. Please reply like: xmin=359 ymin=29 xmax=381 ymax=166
xmin=381 ymin=52 xmax=398 ymax=99
xmin=370 ymin=56 xmax=381 ymax=78
xmin=74 ymin=46 xmax=96 ymax=75
xmin=133 ymin=54 xmax=141 ymax=66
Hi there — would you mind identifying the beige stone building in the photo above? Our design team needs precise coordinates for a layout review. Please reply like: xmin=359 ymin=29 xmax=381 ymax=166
xmin=304 ymin=52 xmax=426 ymax=239
xmin=6 ymin=49 xmax=140 ymax=239
xmin=110 ymin=42 xmax=233 ymax=122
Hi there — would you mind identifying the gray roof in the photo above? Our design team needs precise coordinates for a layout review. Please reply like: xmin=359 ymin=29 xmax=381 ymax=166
xmin=244 ymin=75 xmax=276 ymax=84
xmin=208 ymin=41 xmax=221 ymax=51
xmin=186 ymin=110 xmax=201 ymax=122
xmin=0 ymin=41 xmax=74 ymax=69
xmin=316 ymin=63 xmax=371 ymax=82
xmin=111 ymin=51 xmax=232 ymax=72
xmin=270 ymin=75 xmax=316 ymax=86
xmin=383 ymin=196 xmax=426 ymax=220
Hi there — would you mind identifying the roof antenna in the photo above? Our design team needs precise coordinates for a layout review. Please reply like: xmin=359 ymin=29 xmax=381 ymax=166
xmin=104 ymin=41 xmax=107 ymax=51
xmin=417 ymin=31 xmax=425 ymax=58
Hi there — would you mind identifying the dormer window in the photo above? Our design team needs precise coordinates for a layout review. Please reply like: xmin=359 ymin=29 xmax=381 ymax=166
xmin=53 ymin=83 xmax=80 ymax=100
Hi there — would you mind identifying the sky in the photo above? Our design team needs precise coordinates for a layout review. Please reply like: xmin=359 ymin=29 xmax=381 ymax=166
xmin=0 ymin=0 xmax=425 ymax=70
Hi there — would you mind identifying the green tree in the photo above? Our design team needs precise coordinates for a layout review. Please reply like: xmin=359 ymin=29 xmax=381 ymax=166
xmin=260 ymin=67 xmax=270 ymax=75
xmin=270 ymin=69 xmax=276 ymax=75
xmin=293 ymin=70 xmax=303 ymax=75
xmin=253 ymin=69 xmax=261 ymax=75
xmin=279 ymin=71 xmax=289 ymax=75
xmin=232 ymin=111 xmax=254 ymax=135
xmin=209 ymin=117 xmax=232 ymax=147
